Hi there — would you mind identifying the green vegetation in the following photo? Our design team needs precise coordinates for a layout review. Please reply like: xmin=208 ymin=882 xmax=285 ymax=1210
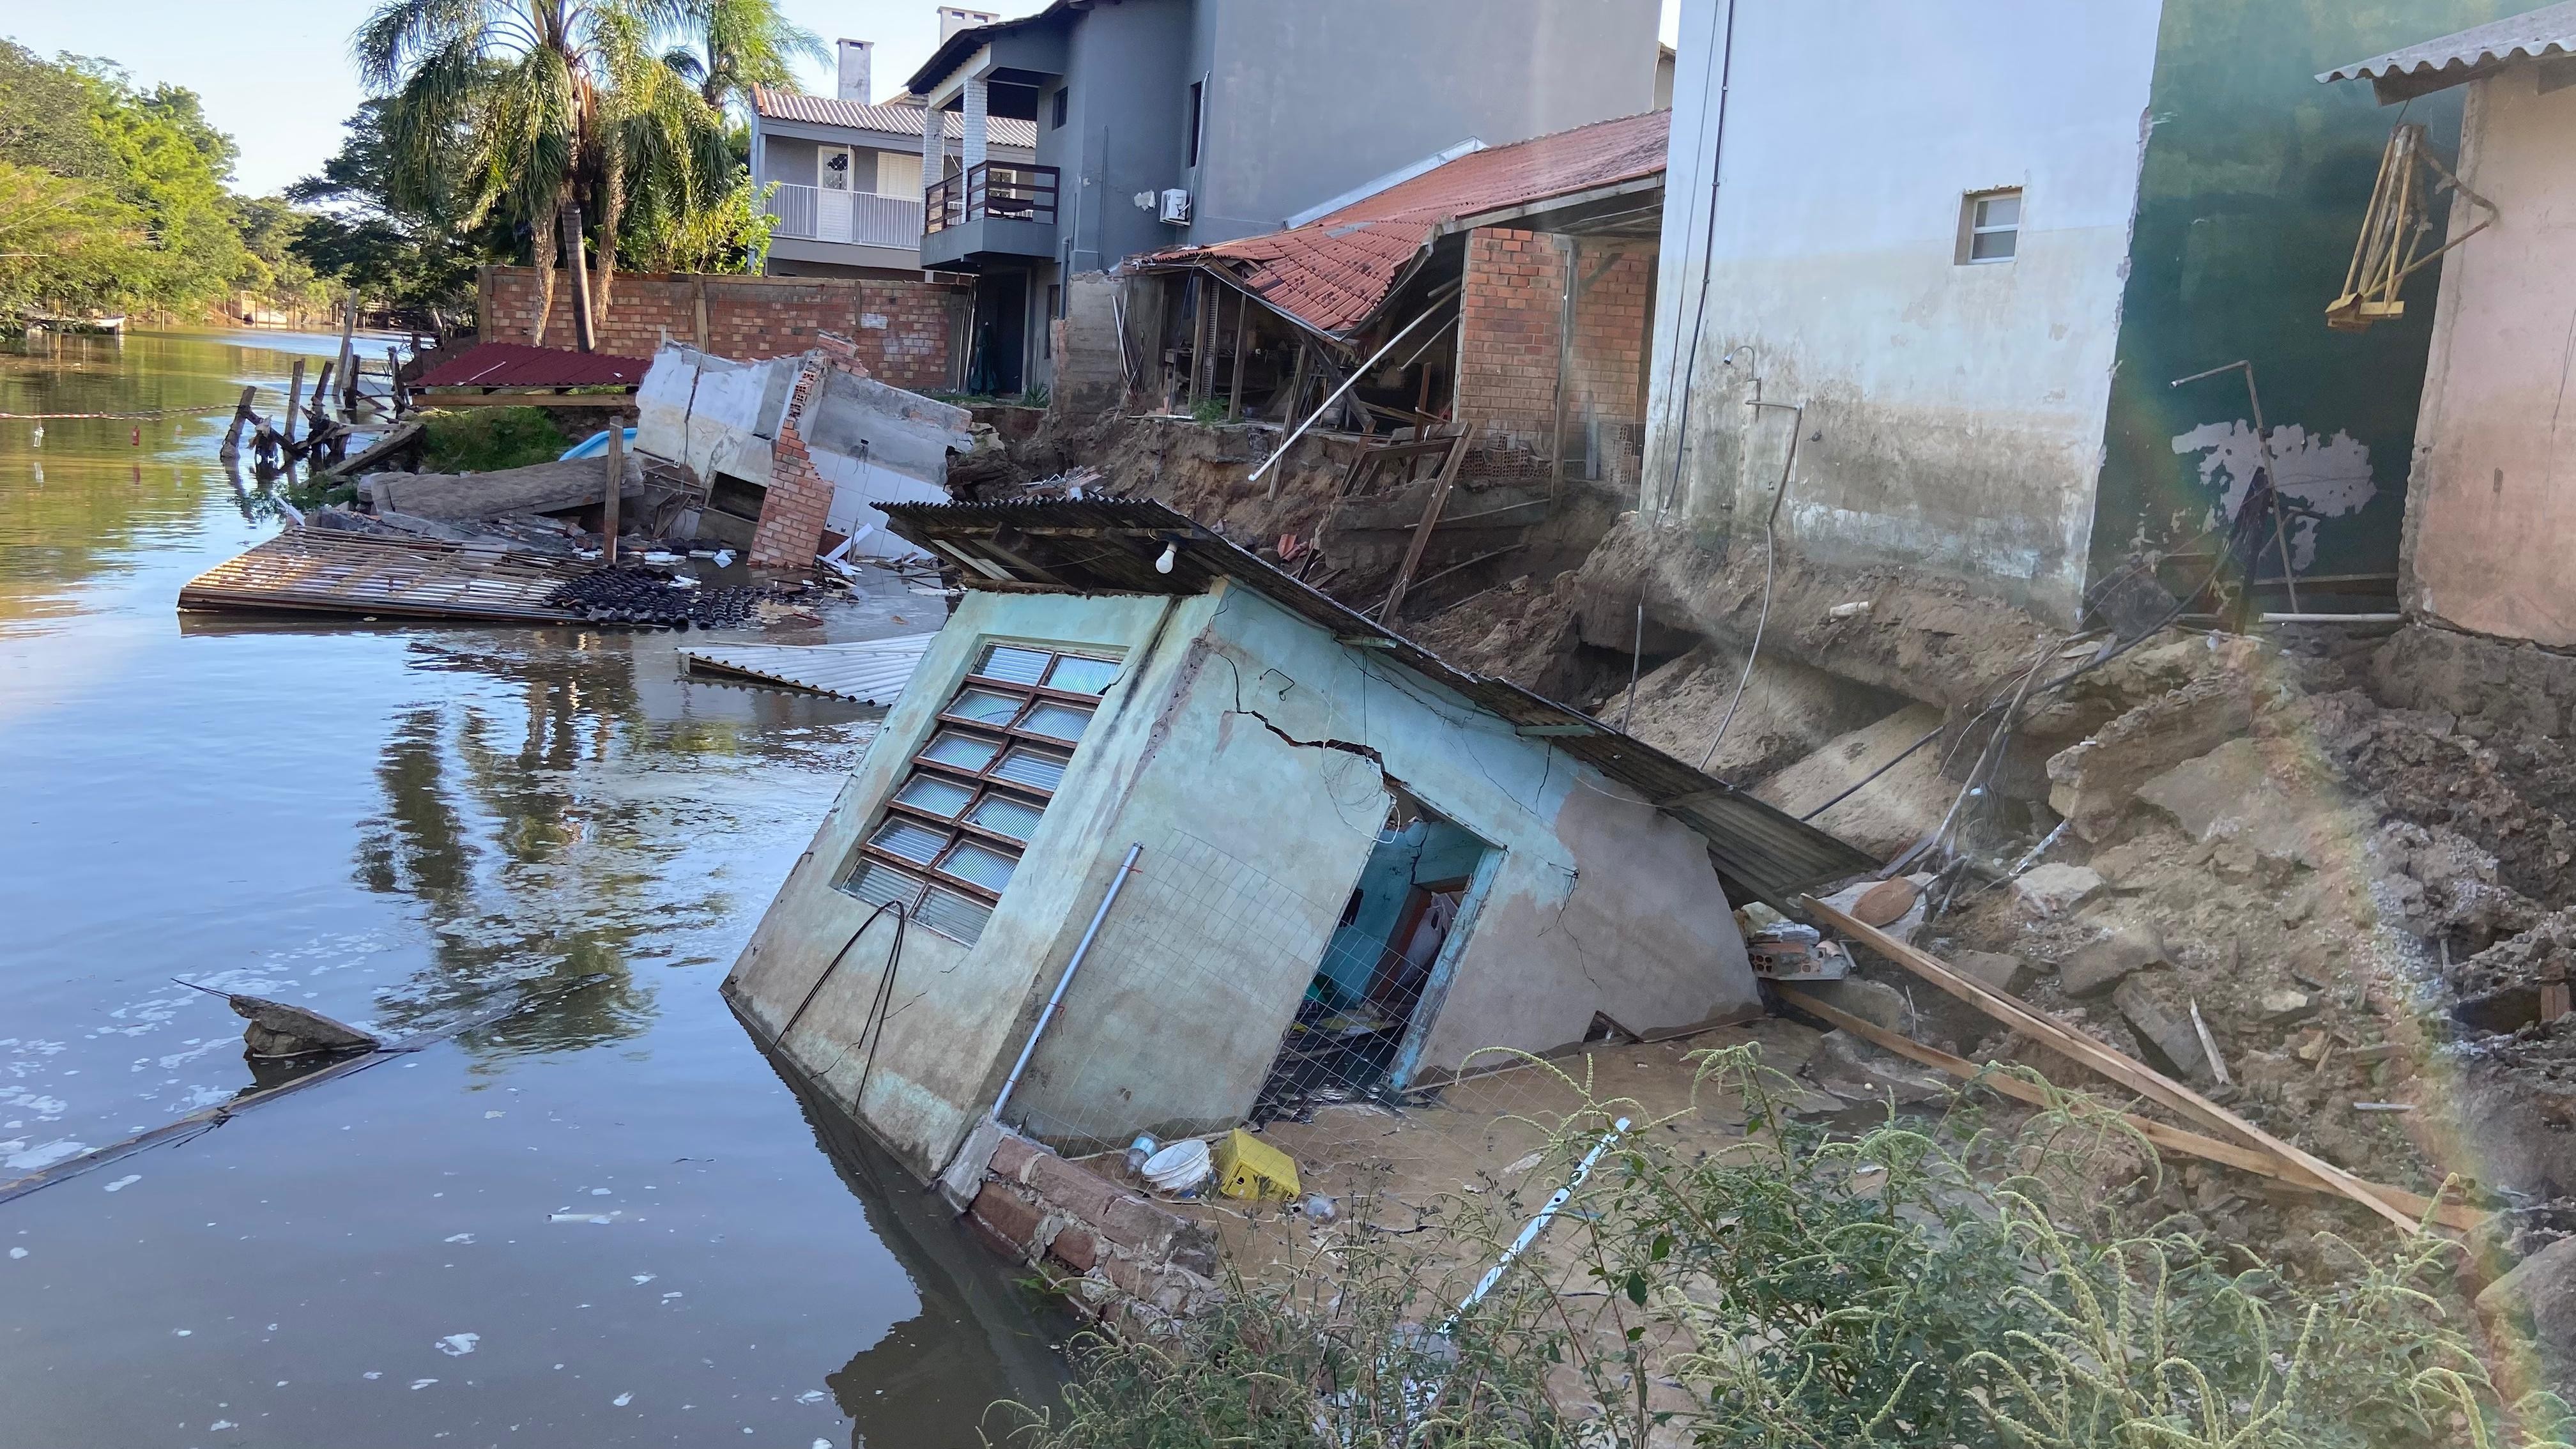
xmin=1000 ymin=1048 xmax=2571 ymax=1449
xmin=0 ymin=42 xmax=322 ymax=322
xmin=417 ymin=407 xmax=571 ymax=473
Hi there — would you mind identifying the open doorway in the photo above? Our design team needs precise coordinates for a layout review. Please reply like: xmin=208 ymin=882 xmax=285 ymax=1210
xmin=1254 ymin=788 xmax=1495 ymax=1121
xmin=966 ymin=271 xmax=1027 ymax=396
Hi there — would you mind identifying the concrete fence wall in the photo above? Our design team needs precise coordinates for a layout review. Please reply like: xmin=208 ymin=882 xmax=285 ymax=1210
xmin=477 ymin=266 xmax=967 ymax=393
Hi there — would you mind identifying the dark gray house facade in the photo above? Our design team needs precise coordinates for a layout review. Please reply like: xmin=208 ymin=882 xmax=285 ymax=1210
xmin=904 ymin=0 xmax=1663 ymax=395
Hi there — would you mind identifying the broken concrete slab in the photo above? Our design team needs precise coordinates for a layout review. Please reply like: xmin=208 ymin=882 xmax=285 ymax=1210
xmin=2112 ymin=972 xmax=2210 ymax=1081
xmin=1950 ymin=949 xmax=2032 ymax=997
xmin=2060 ymin=921 xmax=2169 ymax=996
xmin=1752 ymin=703 xmax=1952 ymax=859
xmin=2256 ymin=988 xmax=2319 ymax=1025
xmin=1792 ymin=976 xmax=1915 ymax=1036
xmin=1807 ymin=1028 xmax=1951 ymax=1103
xmin=228 ymin=995 xmax=378 ymax=1059
xmin=2132 ymin=739 xmax=2312 ymax=863
xmin=2045 ymin=675 xmax=2256 ymax=842
xmin=361 ymin=457 xmax=641 ymax=523
xmin=2475 ymin=1235 xmax=2576 ymax=1386
xmin=2011 ymin=863 xmax=2103 ymax=919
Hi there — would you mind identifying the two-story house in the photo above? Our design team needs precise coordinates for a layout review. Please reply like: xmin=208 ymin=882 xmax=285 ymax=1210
xmin=902 ymin=0 xmax=1663 ymax=397
xmin=749 ymin=26 xmax=1036 ymax=284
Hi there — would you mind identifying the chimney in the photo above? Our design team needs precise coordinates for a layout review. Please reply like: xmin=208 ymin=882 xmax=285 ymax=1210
xmin=938 ymin=7 xmax=1000 ymax=43
xmin=836 ymin=39 xmax=873 ymax=103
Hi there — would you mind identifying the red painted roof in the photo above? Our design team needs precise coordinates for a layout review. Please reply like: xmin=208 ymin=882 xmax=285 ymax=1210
xmin=1137 ymin=111 xmax=1669 ymax=337
xmin=414 ymin=343 xmax=650 ymax=390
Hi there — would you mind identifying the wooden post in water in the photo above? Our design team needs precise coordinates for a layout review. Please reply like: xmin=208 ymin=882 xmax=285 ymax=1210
xmin=282 ymin=360 xmax=305 ymax=448
xmin=602 ymin=425 xmax=622 ymax=565
xmin=385 ymin=344 xmax=406 ymax=415
xmin=334 ymin=289 xmax=358 ymax=417
xmin=218 ymin=386 xmax=256 ymax=462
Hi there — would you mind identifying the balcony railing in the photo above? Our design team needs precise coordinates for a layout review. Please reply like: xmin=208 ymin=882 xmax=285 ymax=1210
xmin=924 ymin=162 xmax=1061 ymax=234
xmin=765 ymin=183 xmax=925 ymax=249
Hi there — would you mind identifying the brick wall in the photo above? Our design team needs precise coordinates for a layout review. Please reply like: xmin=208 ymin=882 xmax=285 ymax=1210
xmin=967 ymin=1131 xmax=1220 ymax=1327
xmin=1455 ymin=228 xmax=1655 ymax=483
xmin=479 ymin=266 xmax=966 ymax=392
xmin=747 ymin=358 xmax=843 ymax=568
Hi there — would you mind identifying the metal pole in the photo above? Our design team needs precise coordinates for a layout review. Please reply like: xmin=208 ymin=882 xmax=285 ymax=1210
xmin=1441 ymin=1117 xmax=1629 ymax=1333
xmin=1248 ymin=291 xmax=1457 ymax=487
xmin=989 ymin=843 xmax=1142 ymax=1124
xmin=602 ymin=425 xmax=622 ymax=565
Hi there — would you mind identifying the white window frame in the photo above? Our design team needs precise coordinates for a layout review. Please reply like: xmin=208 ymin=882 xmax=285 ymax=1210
xmin=1959 ymin=187 xmax=2021 ymax=265
xmin=838 ymin=641 xmax=1124 ymax=944
xmin=816 ymin=143 xmax=856 ymax=192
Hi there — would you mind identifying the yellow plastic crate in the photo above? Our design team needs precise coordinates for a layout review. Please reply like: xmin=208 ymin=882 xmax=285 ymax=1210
xmin=1210 ymin=1128 xmax=1301 ymax=1202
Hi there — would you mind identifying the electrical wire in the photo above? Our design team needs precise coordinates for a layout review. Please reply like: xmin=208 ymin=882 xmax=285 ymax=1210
xmin=1699 ymin=399 xmax=1802 ymax=771
xmin=1647 ymin=0 xmax=1738 ymax=524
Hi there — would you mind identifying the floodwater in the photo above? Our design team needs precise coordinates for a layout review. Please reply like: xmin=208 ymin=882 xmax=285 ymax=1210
xmin=0 ymin=330 xmax=1062 ymax=1446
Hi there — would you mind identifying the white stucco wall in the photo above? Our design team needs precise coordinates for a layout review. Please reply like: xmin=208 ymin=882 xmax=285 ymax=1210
xmin=1641 ymin=0 xmax=2165 ymax=623
xmin=2402 ymin=64 xmax=2576 ymax=648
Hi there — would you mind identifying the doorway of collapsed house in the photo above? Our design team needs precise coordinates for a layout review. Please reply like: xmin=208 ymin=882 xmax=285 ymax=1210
xmin=1254 ymin=785 xmax=1498 ymax=1120
xmin=967 ymin=270 xmax=1028 ymax=396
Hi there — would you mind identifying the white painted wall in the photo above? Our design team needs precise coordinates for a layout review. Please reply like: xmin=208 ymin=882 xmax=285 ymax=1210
xmin=1642 ymin=0 xmax=2165 ymax=623
xmin=2402 ymin=64 xmax=2576 ymax=647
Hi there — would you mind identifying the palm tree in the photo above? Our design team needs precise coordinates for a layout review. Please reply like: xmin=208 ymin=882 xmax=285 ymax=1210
xmin=355 ymin=0 xmax=724 ymax=346
xmin=664 ymin=0 xmax=824 ymax=116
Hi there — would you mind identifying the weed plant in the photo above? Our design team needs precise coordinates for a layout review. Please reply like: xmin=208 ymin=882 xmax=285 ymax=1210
xmin=992 ymin=1045 xmax=2571 ymax=1448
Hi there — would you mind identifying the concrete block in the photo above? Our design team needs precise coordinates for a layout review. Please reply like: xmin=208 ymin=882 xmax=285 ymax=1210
xmin=2045 ymin=678 xmax=2254 ymax=842
xmin=2112 ymin=972 xmax=2209 ymax=1080
xmin=2060 ymin=922 xmax=2168 ymax=996
xmin=1099 ymin=1193 xmax=1180 ymax=1253
xmin=1169 ymin=1223 xmax=1218 ymax=1280
xmin=2012 ymin=864 xmax=2104 ymax=919
xmin=1950 ymin=949 xmax=2032 ymax=997
xmin=1795 ymin=976 xmax=1914 ymax=1035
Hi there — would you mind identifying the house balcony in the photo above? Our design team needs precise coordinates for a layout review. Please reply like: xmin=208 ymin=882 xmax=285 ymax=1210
xmin=763 ymin=183 xmax=926 ymax=272
xmin=920 ymin=162 xmax=1059 ymax=271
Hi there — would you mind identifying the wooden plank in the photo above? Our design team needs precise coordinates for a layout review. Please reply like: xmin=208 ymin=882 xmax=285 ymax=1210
xmin=1379 ymin=430 xmax=1471 ymax=620
xmin=602 ymin=427 xmax=622 ymax=565
xmin=1804 ymin=898 xmax=2421 ymax=1234
xmin=178 ymin=530 xmax=590 ymax=624
xmin=1775 ymin=986 xmax=2479 ymax=1232
xmin=1227 ymin=286 xmax=1248 ymax=422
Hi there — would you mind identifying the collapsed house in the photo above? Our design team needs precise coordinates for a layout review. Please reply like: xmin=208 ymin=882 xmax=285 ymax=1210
xmin=723 ymin=498 xmax=1872 ymax=1181
xmin=631 ymin=340 xmax=977 ymax=565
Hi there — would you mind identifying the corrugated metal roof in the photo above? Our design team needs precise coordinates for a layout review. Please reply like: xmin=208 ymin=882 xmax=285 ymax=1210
xmin=750 ymin=86 xmax=1039 ymax=150
xmin=415 ymin=343 xmax=650 ymax=390
xmin=2320 ymin=3 xmax=2576 ymax=99
xmin=878 ymin=498 xmax=1878 ymax=911
xmin=1131 ymin=111 xmax=1669 ymax=337
xmin=682 ymin=634 xmax=937 ymax=704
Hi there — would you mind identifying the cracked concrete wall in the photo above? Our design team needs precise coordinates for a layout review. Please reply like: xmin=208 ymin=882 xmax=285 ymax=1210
xmin=733 ymin=580 xmax=1758 ymax=1174
xmin=724 ymin=588 xmax=1198 ymax=1180
xmin=1004 ymin=581 xmax=1759 ymax=1142
xmin=1643 ymin=0 xmax=2163 ymax=624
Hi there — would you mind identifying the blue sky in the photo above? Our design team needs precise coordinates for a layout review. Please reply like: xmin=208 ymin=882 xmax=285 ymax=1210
xmin=4 ymin=0 xmax=1680 ymax=198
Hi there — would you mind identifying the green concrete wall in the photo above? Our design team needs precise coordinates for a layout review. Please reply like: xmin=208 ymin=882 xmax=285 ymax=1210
xmin=2089 ymin=0 xmax=2510 ymax=587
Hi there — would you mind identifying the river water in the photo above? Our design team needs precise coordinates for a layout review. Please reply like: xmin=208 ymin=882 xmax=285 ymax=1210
xmin=0 ymin=329 xmax=1062 ymax=1447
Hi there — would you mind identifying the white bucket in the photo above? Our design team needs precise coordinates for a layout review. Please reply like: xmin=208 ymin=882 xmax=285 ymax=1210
xmin=1140 ymin=1138 xmax=1212 ymax=1195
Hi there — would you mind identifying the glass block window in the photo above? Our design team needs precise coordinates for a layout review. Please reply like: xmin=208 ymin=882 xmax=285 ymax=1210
xmin=838 ymin=641 xmax=1124 ymax=944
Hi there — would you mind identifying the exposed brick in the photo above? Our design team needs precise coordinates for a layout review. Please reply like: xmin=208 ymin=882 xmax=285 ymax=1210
xmin=969 ymin=1183 xmax=1043 ymax=1252
xmin=988 ymin=1134 xmax=1040 ymax=1184
xmin=1047 ymin=1225 xmax=1099 ymax=1273
xmin=1098 ymin=1192 xmax=1181 ymax=1253
xmin=1027 ymin=1151 xmax=1121 ymax=1223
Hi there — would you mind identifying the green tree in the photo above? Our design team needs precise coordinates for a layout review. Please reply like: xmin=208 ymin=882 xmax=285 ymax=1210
xmin=286 ymin=102 xmax=492 ymax=319
xmin=355 ymin=0 xmax=738 ymax=343
xmin=661 ymin=0 xmax=822 ymax=115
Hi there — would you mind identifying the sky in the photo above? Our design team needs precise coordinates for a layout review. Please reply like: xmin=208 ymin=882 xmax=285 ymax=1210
xmin=3 ymin=0 xmax=1682 ymax=198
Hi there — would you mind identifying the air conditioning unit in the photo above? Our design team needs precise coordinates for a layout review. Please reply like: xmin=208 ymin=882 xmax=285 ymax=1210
xmin=1158 ymin=188 xmax=1192 ymax=225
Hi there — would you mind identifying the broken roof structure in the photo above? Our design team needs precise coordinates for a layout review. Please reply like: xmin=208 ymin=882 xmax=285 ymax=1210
xmin=2319 ymin=1 xmax=2576 ymax=101
xmin=724 ymin=497 xmax=1872 ymax=1181
xmin=1133 ymin=111 xmax=1669 ymax=339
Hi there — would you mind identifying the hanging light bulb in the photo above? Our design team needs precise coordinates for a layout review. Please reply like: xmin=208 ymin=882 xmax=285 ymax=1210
xmin=1155 ymin=540 xmax=1177 ymax=574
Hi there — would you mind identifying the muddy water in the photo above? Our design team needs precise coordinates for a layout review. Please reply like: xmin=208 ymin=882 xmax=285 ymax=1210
xmin=0 ymin=330 xmax=1061 ymax=1446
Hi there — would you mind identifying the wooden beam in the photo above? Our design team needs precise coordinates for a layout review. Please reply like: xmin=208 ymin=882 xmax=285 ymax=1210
xmin=602 ymin=424 xmax=622 ymax=565
xmin=1774 ymin=986 xmax=2481 ymax=1234
xmin=283 ymin=360 xmax=305 ymax=448
xmin=1804 ymin=898 xmax=2421 ymax=1234
xmin=1227 ymin=285 xmax=1248 ymax=422
xmin=1379 ymin=430 xmax=1471 ymax=620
